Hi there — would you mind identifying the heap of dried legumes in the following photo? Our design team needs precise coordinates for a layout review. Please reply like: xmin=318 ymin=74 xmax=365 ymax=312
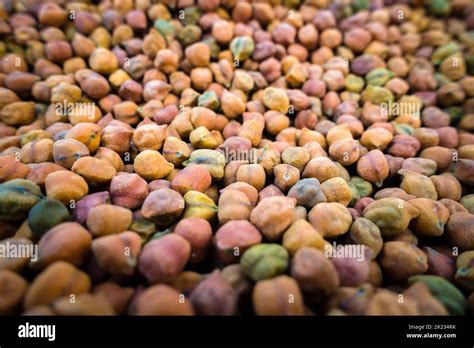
xmin=0 ymin=0 xmax=473 ymax=316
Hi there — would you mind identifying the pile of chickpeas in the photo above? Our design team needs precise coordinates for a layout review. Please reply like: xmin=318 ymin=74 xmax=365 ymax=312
xmin=0 ymin=0 xmax=473 ymax=316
